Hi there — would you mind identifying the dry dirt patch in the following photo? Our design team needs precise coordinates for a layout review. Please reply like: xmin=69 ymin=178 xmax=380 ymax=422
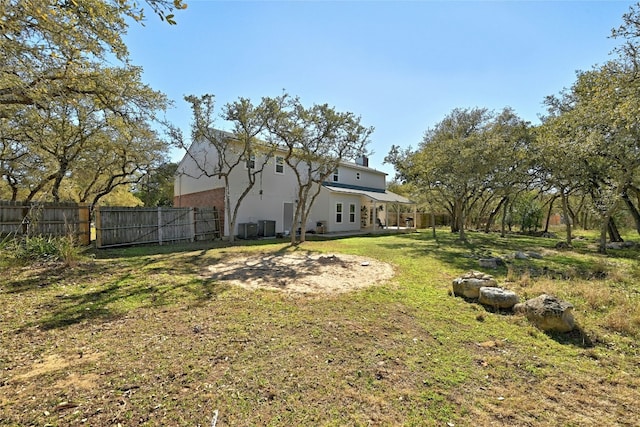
xmin=203 ymin=252 xmax=395 ymax=294
xmin=13 ymin=353 xmax=102 ymax=382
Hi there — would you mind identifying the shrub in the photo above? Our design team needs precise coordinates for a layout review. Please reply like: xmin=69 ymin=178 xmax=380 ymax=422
xmin=1 ymin=234 xmax=84 ymax=267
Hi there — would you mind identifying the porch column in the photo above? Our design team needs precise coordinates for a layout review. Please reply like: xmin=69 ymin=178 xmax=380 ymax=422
xmin=396 ymin=204 xmax=400 ymax=231
xmin=373 ymin=201 xmax=377 ymax=230
xmin=384 ymin=203 xmax=388 ymax=229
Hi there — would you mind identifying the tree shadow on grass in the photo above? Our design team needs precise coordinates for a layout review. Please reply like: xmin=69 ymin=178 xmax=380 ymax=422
xmin=201 ymin=251 xmax=337 ymax=292
xmin=375 ymin=230 xmax=507 ymax=274
xmin=377 ymin=230 xmax=638 ymax=282
xmin=5 ymin=239 xmax=312 ymax=332
xmin=92 ymin=237 xmax=296 ymax=260
xmin=3 ymin=263 xmax=72 ymax=294
xmin=14 ymin=271 xmax=231 ymax=332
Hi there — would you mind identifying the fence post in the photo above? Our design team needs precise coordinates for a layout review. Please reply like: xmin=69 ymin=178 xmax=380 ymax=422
xmin=95 ymin=206 xmax=103 ymax=248
xmin=158 ymin=207 xmax=163 ymax=245
xmin=78 ymin=204 xmax=91 ymax=245
xmin=190 ymin=207 xmax=196 ymax=242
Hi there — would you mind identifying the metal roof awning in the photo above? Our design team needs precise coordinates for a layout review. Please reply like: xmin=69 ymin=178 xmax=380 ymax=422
xmin=323 ymin=185 xmax=415 ymax=204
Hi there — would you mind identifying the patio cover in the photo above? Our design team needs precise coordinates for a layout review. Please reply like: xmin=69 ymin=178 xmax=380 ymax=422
xmin=323 ymin=185 xmax=415 ymax=204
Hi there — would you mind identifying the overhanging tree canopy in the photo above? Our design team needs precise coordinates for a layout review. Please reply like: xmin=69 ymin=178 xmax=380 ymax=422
xmin=0 ymin=0 xmax=184 ymax=205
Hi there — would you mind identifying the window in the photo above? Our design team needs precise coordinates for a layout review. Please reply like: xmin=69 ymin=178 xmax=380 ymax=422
xmin=335 ymin=203 xmax=343 ymax=223
xmin=275 ymin=156 xmax=285 ymax=174
xmin=332 ymin=169 xmax=339 ymax=182
xmin=245 ymin=154 xmax=255 ymax=169
xmin=349 ymin=203 xmax=356 ymax=223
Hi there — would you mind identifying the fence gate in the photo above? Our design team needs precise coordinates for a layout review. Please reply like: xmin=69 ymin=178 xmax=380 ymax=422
xmin=95 ymin=206 xmax=220 ymax=248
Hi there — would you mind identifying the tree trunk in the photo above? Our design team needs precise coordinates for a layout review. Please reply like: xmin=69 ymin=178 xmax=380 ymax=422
xmin=622 ymin=191 xmax=640 ymax=235
xmin=500 ymin=197 xmax=509 ymax=237
xmin=561 ymin=191 xmax=572 ymax=246
xmin=476 ymin=196 xmax=493 ymax=230
xmin=484 ymin=196 xmax=507 ymax=233
xmin=607 ymin=217 xmax=623 ymax=242
xmin=458 ymin=200 xmax=467 ymax=242
xmin=291 ymin=195 xmax=303 ymax=245
xmin=571 ymin=195 xmax=586 ymax=229
xmin=450 ymin=204 xmax=459 ymax=233
xmin=299 ymin=208 xmax=310 ymax=243
xmin=431 ymin=211 xmax=436 ymax=239
xmin=225 ymin=182 xmax=236 ymax=243
xmin=598 ymin=214 xmax=609 ymax=254
xmin=544 ymin=196 xmax=557 ymax=233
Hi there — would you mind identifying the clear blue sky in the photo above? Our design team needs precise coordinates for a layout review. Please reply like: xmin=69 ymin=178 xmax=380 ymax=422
xmin=123 ymin=0 xmax=636 ymax=177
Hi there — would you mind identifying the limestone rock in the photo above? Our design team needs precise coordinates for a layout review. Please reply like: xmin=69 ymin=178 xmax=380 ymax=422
xmin=514 ymin=294 xmax=575 ymax=333
xmin=478 ymin=257 xmax=504 ymax=269
xmin=514 ymin=251 xmax=529 ymax=260
xmin=479 ymin=287 xmax=519 ymax=309
xmin=606 ymin=241 xmax=637 ymax=250
xmin=452 ymin=271 xmax=498 ymax=299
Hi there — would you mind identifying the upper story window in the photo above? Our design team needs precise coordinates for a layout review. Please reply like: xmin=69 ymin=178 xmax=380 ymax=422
xmin=245 ymin=154 xmax=256 ymax=169
xmin=275 ymin=156 xmax=285 ymax=174
xmin=332 ymin=169 xmax=339 ymax=182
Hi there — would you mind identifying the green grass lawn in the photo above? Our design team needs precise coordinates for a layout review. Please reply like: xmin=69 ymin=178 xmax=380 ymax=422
xmin=1 ymin=228 xmax=638 ymax=426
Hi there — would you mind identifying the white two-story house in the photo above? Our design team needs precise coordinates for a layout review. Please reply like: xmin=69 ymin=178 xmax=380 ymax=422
xmin=173 ymin=136 xmax=415 ymax=238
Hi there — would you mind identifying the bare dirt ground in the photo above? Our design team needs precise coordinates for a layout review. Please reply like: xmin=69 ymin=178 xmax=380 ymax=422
xmin=203 ymin=252 xmax=395 ymax=294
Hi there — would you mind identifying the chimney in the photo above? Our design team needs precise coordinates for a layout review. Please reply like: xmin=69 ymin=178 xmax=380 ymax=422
xmin=355 ymin=155 xmax=369 ymax=167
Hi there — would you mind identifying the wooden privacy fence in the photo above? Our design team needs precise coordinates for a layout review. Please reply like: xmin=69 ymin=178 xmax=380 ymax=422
xmin=95 ymin=206 xmax=221 ymax=249
xmin=0 ymin=201 xmax=90 ymax=245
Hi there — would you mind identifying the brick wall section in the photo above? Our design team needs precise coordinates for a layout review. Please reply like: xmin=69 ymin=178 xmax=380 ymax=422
xmin=174 ymin=187 xmax=225 ymax=233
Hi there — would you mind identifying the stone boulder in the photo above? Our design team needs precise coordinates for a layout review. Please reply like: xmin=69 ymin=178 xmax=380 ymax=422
xmin=452 ymin=271 xmax=498 ymax=299
xmin=526 ymin=251 xmax=543 ymax=259
xmin=606 ymin=241 xmax=637 ymax=250
xmin=514 ymin=294 xmax=575 ymax=333
xmin=478 ymin=257 xmax=505 ymax=269
xmin=514 ymin=251 xmax=529 ymax=260
xmin=479 ymin=287 xmax=519 ymax=309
